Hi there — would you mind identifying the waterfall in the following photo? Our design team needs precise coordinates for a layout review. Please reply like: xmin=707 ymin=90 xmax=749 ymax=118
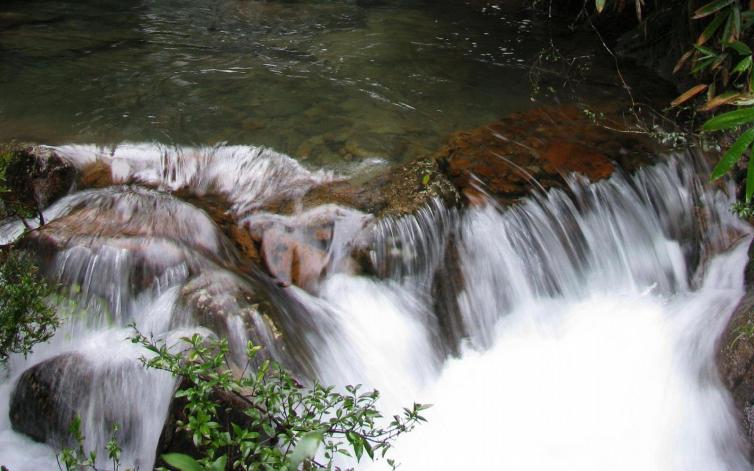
xmin=0 ymin=145 xmax=750 ymax=470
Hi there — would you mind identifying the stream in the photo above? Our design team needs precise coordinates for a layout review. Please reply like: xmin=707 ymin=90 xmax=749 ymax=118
xmin=0 ymin=0 xmax=751 ymax=470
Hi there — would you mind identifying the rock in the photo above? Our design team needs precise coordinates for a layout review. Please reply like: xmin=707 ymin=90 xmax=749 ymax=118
xmin=273 ymin=157 xmax=461 ymax=219
xmin=9 ymin=350 xmax=167 ymax=468
xmin=9 ymin=353 xmax=89 ymax=446
xmin=176 ymin=270 xmax=284 ymax=367
xmin=718 ymin=240 xmax=754 ymax=451
xmin=79 ymin=160 xmax=115 ymax=188
xmin=0 ymin=145 xmax=76 ymax=215
xmin=435 ymin=105 xmax=662 ymax=206
xmin=242 ymin=206 xmax=373 ymax=291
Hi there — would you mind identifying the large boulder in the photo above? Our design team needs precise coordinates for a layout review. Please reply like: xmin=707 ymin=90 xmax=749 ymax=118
xmin=9 ymin=353 xmax=89 ymax=446
xmin=9 ymin=350 xmax=174 ymax=471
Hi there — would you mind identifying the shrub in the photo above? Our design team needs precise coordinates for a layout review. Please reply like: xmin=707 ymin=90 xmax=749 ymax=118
xmin=0 ymin=249 xmax=57 ymax=365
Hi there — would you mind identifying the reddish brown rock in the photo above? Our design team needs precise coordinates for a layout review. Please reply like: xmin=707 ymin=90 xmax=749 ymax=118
xmin=436 ymin=105 xmax=662 ymax=205
xmin=79 ymin=160 xmax=114 ymax=188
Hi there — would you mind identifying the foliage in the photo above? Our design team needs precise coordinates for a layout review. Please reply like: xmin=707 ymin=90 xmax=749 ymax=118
xmin=0 ymin=249 xmax=57 ymax=365
xmin=731 ymin=199 xmax=754 ymax=217
xmin=57 ymin=418 xmax=127 ymax=471
xmin=594 ymin=0 xmax=754 ymax=202
xmin=664 ymin=1 xmax=754 ymax=198
xmin=0 ymin=148 xmax=43 ymax=228
xmin=131 ymin=330 xmax=428 ymax=471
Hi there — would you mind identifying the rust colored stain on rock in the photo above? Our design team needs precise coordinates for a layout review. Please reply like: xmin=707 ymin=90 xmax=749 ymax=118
xmin=436 ymin=105 xmax=662 ymax=206
xmin=542 ymin=141 xmax=614 ymax=180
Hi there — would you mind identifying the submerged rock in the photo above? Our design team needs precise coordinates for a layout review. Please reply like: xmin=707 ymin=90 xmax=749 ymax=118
xmin=175 ymin=270 xmax=285 ymax=367
xmin=9 ymin=353 xmax=88 ymax=445
xmin=9 ymin=350 xmax=171 ymax=470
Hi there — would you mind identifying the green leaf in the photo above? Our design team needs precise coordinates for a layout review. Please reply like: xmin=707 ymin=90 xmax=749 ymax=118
xmin=710 ymin=127 xmax=754 ymax=180
xmin=743 ymin=10 xmax=754 ymax=29
xmin=346 ymin=432 xmax=364 ymax=461
xmin=287 ymin=431 xmax=323 ymax=469
xmin=595 ymin=0 xmax=606 ymax=13
xmin=694 ymin=44 xmax=717 ymax=59
xmin=692 ymin=57 xmax=716 ymax=75
xmin=363 ymin=438 xmax=374 ymax=460
xmin=703 ymin=107 xmax=754 ymax=131
xmin=733 ymin=56 xmax=753 ymax=75
xmin=730 ymin=6 xmax=741 ymax=41
xmin=161 ymin=453 xmax=204 ymax=471
xmin=693 ymin=0 xmax=735 ymax=19
xmin=747 ymin=147 xmax=754 ymax=202
xmin=209 ymin=455 xmax=227 ymax=471
xmin=727 ymin=41 xmax=753 ymax=56
xmin=697 ymin=11 xmax=728 ymax=45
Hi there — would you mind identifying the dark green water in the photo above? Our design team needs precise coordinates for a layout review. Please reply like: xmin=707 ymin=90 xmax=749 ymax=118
xmin=0 ymin=0 xmax=666 ymax=166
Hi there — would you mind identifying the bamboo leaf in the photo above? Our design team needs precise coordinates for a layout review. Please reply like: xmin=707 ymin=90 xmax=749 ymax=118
xmin=733 ymin=56 xmax=753 ymax=74
xmin=733 ymin=94 xmax=754 ymax=106
xmin=730 ymin=6 xmax=741 ymax=41
xmin=693 ymin=0 xmax=735 ymax=19
xmin=694 ymin=44 xmax=717 ymax=58
xmin=747 ymin=143 xmax=754 ymax=201
xmin=722 ymin=12 xmax=734 ymax=44
xmin=727 ymin=41 xmax=753 ymax=56
xmin=700 ymin=91 xmax=741 ymax=111
xmin=697 ymin=11 xmax=729 ymax=45
xmin=673 ymin=49 xmax=694 ymax=74
xmin=671 ymin=84 xmax=708 ymax=107
xmin=710 ymin=127 xmax=754 ymax=180
xmin=692 ymin=57 xmax=716 ymax=74
xmin=703 ymin=107 xmax=754 ymax=130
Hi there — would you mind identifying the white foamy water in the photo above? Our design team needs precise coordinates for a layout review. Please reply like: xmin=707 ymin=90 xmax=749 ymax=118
xmin=53 ymin=143 xmax=336 ymax=216
xmin=0 ymin=146 xmax=751 ymax=471
xmin=384 ymin=244 xmax=749 ymax=471
xmin=315 ymin=158 xmax=752 ymax=470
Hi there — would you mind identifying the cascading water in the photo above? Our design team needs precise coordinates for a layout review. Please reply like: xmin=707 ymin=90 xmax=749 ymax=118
xmin=0 ymin=144 xmax=750 ymax=471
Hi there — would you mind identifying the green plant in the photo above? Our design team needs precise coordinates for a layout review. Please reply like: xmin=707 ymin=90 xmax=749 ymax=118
xmin=0 ymin=149 xmax=44 ymax=228
xmin=132 ymin=330 xmax=428 ymax=471
xmin=0 ymin=249 xmax=57 ymax=364
xmin=668 ymin=2 xmax=754 ymax=198
xmin=594 ymin=0 xmax=754 ymax=201
xmin=731 ymin=199 xmax=754 ymax=217
xmin=56 ymin=418 xmax=128 ymax=471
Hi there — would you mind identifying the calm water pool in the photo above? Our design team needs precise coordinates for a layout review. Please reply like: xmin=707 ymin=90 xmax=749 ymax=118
xmin=0 ymin=0 xmax=669 ymax=166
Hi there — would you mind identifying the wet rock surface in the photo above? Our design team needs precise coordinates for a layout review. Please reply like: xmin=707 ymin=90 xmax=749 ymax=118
xmin=434 ymin=105 xmax=662 ymax=205
xmin=9 ymin=352 xmax=155 ymax=453
xmin=0 ymin=145 xmax=76 ymax=215
xmin=718 ymin=240 xmax=754 ymax=451
xmin=9 ymin=353 xmax=89 ymax=446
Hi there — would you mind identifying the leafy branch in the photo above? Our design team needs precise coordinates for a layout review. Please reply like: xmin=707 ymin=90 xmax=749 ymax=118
xmin=131 ymin=330 xmax=428 ymax=471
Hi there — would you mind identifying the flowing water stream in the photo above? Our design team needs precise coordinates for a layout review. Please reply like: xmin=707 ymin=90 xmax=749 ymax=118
xmin=1 ymin=0 xmax=752 ymax=469
xmin=0 ymin=147 xmax=750 ymax=470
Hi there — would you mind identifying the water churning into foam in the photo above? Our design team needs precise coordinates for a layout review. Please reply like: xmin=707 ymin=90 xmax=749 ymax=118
xmin=0 ymin=145 xmax=750 ymax=471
